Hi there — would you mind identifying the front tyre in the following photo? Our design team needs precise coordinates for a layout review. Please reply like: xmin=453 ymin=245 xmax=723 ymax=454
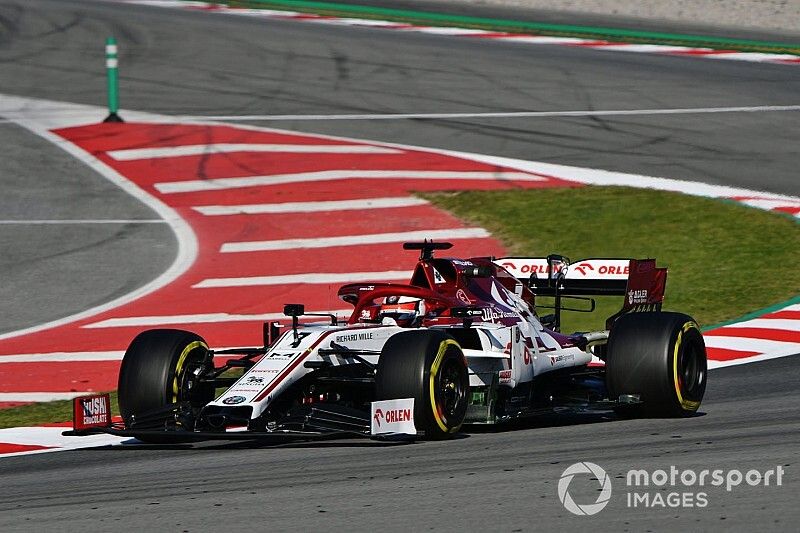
xmin=376 ymin=330 xmax=469 ymax=439
xmin=118 ymin=329 xmax=214 ymax=430
xmin=606 ymin=312 xmax=707 ymax=417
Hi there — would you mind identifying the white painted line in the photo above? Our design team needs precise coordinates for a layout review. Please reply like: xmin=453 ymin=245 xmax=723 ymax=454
xmin=738 ymin=198 xmax=800 ymax=210
xmin=106 ymin=143 xmax=399 ymax=160
xmin=226 ymin=8 xmax=302 ymax=18
xmin=0 ymin=392 xmax=90 ymax=402
xmin=708 ymin=52 xmax=800 ymax=62
xmin=708 ymin=345 xmax=800 ymax=369
xmin=0 ymin=219 xmax=165 ymax=225
xmin=701 ymin=335 xmax=800 ymax=353
xmin=194 ymin=270 xmax=414 ymax=288
xmin=126 ymin=0 xmax=212 ymax=7
xmin=412 ymin=27 xmax=496 ymax=36
xmin=193 ymin=196 xmax=428 ymax=216
xmin=221 ymin=227 xmax=490 ymax=253
xmin=326 ymin=18 xmax=410 ymax=28
xmin=177 ymin=104 xmax=800 ymax=122
xmin=316 ymin=13 xmax=408 ymax=30
xmin=156 ymin=170 xmax=545 ymax=193
xmin=0 ymin=426 xmax=124 ymax=450
xmin=2 ymin=94 xmax=798 ymax=385
xmin=84 ymin=309 xmax=352 ymax=328
xmin=123 ymin=0 xmax=800 ymax=70
xmin=0 ymin=351 xmax=124 ymax=363
xmin=438 ymin=148 xmax=800 ymax=204
xmin=725 ymin=318 xmax=800 ymax=332
xmin=782 ymin=304 xmax=800 ymax=312
xmin=590 ymin=44 xmax=702 ymax=53
xmin=497 ymin=36 xmax=590 ymax=45
xmin=0 ymin=94 xmax=199 ymax=342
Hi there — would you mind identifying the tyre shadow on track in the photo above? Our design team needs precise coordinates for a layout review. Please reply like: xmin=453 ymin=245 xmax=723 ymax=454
xmin=464 ymin=409 xmax=707 ymax=435
xmin=77 ymin=410 xmax=706 ymax=452
xmin=80 ymin=438 xmax=420 ymax=452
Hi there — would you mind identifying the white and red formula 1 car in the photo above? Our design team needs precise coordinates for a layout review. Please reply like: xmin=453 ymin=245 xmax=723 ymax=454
xmin=66 ymin=241 xmax=706 ymax=443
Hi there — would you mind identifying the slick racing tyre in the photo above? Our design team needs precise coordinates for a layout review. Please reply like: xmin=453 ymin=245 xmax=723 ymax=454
xmin=118 ymin=329 xmax=214 ymax=432
xmin=376 ymin=330 xmax=469 ymax=439
xmin=606 ymin=312 xmax=707 ymax=417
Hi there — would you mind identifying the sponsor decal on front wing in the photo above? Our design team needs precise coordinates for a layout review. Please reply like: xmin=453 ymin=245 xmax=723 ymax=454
xmin=72 ymin=393 xmax=112 ymax=431
xmin=371 ymin=398 xmax=416 ymax=436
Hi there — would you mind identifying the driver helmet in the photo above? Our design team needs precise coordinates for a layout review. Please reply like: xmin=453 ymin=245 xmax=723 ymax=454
xmin=378 ymin=296 xmax=427 ymax=327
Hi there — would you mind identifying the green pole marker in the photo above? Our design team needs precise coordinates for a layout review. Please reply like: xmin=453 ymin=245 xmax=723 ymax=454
xmin=103 ymin=36 xmax=123 ymax=123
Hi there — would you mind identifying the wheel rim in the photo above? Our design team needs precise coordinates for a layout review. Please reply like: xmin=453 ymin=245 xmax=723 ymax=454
xmin=175 ymin=345 xmax=213 ymax=407
xmin=436 ymin=357 xmax=468 ymax=426
xmin=678 ymin=339 xmax=706 ymax=402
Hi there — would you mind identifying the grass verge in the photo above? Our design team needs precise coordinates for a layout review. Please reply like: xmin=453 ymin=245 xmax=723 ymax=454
xmin=422 ymin=186 xmax=799 ymax=333
xmin=1 ymin=186 xmax=797 ymax=428
xmin=0 ymin=392 xmax=119 ymax=430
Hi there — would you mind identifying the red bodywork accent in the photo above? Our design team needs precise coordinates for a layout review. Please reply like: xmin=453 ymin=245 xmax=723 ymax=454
xmin=338 ymin=256 xmax=538 ymax=329
xmin=622 ymin=259 xmax=667 ymax=310
xmin=72 ymin=393 xmax=112 ymax=431
xmin=343 ymin=284 xmax=458 ymax=325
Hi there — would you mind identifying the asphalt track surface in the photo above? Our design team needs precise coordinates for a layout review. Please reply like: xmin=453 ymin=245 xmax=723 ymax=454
xmin=0 ymin=0 xmax=797 ymax=531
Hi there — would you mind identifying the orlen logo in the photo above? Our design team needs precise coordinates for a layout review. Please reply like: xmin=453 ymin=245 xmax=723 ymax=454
xmin=573 ymin=262 xmax=630 ymax=276
xmin=373 ymin=407 xmax=413 ymax=428
xmin=501 ymin=262 xmax=554 ymax=275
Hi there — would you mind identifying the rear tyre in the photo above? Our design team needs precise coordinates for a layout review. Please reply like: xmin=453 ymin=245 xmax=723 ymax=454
xmin=118 ymin=329 xmax=214 ymax=434
xmin=606 ymin=312 xmax=706 ymax=417
xmin=376 ymin=330 xmax=469 ymax=439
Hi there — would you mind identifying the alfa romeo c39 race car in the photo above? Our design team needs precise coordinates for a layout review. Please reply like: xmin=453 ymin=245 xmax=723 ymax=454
xmin=66 ymin=242 xmax=707 ymax=443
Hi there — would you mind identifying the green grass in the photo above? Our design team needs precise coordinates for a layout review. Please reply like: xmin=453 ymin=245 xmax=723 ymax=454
xmin=0 ymin=378 xmax=242 ymax=429
xmin=0 ymin=392 xmax=119 ymax=430
xmin=423 ymin=186 xmax=800 ymax=333
xmin=2 ymin=186 xmax=797 ymax=427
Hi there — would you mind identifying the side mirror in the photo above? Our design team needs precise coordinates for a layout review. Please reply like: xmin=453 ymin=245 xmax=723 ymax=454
xmin=283 ymin=304 xmax=305 ymax=317
xmin=283 ymin=304 xmax=305 ymax=343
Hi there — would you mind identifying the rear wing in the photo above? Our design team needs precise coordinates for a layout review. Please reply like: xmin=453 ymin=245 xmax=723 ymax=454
xmin=495 ymin=257 xmax=635 ymax=296
xmin=494 ymin=257 xmax=668 ymax=327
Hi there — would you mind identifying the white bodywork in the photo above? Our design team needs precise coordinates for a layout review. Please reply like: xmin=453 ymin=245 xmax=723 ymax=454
xmin=209 ymin=310 xmax=595 ymax=421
